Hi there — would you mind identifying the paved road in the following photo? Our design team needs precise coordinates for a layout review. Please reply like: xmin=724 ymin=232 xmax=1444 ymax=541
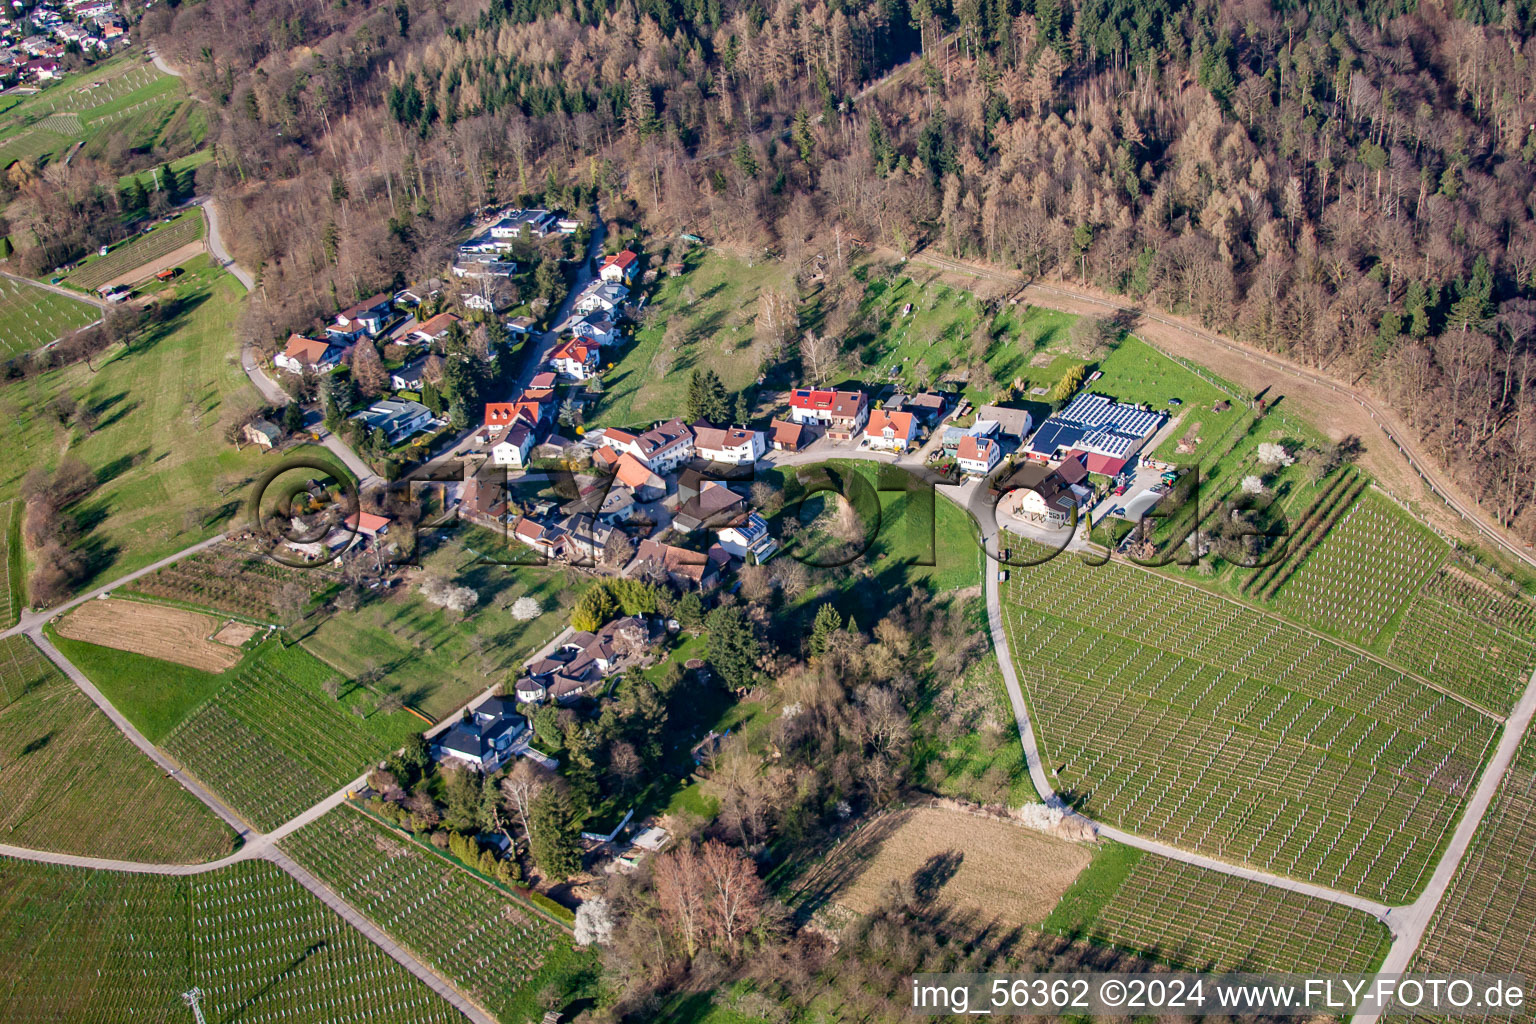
xmin=147 ymin=45 xmax=180 ymax=78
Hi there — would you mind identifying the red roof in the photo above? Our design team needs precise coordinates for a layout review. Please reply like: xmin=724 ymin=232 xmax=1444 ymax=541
xmin=552 ymin=339 xmax=595 ymax=364
xmin=529 ymin=372 xmax=557 ymax=389
xmin=613 ymin=452 xmax=658 ymax=489
xmin=484 ymin=402 xmax=519 ymax=426
xmin=343 ymin=511 xmax=392 ymax=534
xmin=790 ymin=388 xmax=865 ymax=418
xmin=282 ymin=334 xmax=331 ymax=364
xmin=865 ymin=408 xmax=916 ymax=442
xmin=602 ymin=250 xmax=638 ymax=270
xmin=1068 ymin=449 xmax=1126 ymax=477
xmin=956 ymin=435 xmax=997 ymax=464
xmin=414 ymin=312 xmax=460 ymax=338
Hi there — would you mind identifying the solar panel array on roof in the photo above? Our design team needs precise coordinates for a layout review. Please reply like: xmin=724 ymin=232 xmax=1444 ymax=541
xmin=1027 ymin=393 xmax=1163 ymax=458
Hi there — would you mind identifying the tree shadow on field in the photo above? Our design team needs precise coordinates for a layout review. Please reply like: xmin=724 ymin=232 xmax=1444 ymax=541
xmin=224 ymin=939 xmax=327 ymax=1024
xmin=910 ymin=849 xmax=964 ymax=906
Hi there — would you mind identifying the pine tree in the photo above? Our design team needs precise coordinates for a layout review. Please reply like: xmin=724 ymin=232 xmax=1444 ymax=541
xmin=421 ymin=377 xmax=443 ymax=415
xmin=686 ymin=369 xmax=730 ymax=423
xmin=810 ymin=603 xmax=843 ymax=657
xmin=529 ymin=786 xmax=583 ymax=881
xmin=704 ymin=605 xmax=761 ymax=688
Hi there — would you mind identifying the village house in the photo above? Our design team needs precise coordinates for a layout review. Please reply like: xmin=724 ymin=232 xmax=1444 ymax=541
xmin=506 ymin=316 xmax=537 ymax=337
xmin=769 ymin=419 xmax=807 ymax=452
xmin=900 ymin=391 xmax=951 ymax=425
xmin=599 ymin=250 xmax=639 ymax=285
xmin=351 ymin=398 xmax=434 ymax=445
xmin=672 ymin=480 xmax=747 ymax=533
xmin=459 ymin=474 xmax=508 ymax=524
xmin=433 ymin=696 xmax=528 ymax=772
xmin=976 ymin=404 xmax=1034 ymax=440
xmin=716 ymin=512 xmax=777 ymax=563
xmin=274 ymin=334 xmax=345 ymax=374
xmin=390 ymin=355 xmax=432 ymax=392
xmin=557 ymin=512 xmax=622 ymax=563
xmin=333 ymin=294 xmax=393 ymax=337
xmin=692 ymin=424 xmax=764 ymax=465
xmin=515 ymin=616 xmax=653 ymax=703
xmin=410 ymin=311 xmax=462 ymax=346
xmin=1011 ymin=455 xmax=1092 ymax=525
xmin=573 ymin=280 xmax=628 ymax=315
xmin=487 ymin=422 xmax=534 ymax=467
xmin=629 ymin=539 xmax=729 ymax=590
xmin=863 ymin=408 xmax=918 ymax=452
xmin=788 ymin=388 xmax=868 ymax=441
xmin=956 ymin=434 xmax=1001 ymax=476
xmin=549 ymin=338 xmax=599 ymax=380
xmin=568 ymin=311 xmax=620 ymax=347
xmin=510 ymin=515 xmax=566 ymax=559
xmin=600 ymin=418 xmax=694 ymax=474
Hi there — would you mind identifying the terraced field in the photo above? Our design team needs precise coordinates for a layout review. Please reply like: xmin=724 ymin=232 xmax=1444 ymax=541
xmin=0 ymin=275 xmax=99 ymax=357
xmin=0 ymin=635 xmax=234 ymax=861
xmin=0 ymin=857 xmax=461 ymax=1023
xmin=1072 ymin=854 xmax=1391 ymax=972
xmin=162 ymin=643 xmax=410 ymax=831
xmin=1000 ymin=540 xmax=1497 ymax=904
xmin=284 ymin=808 xmax=580 ymax=1024
xmin=1401 ymin=726 xmax=1536 ymax=1023
xmin=1 ymin=499 xmax=19 ymax=628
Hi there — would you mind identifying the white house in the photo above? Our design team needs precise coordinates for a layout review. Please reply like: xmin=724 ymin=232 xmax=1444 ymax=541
xmin=956 ymin=434 xmax=1001 ymax=476
xmin=601 ymin=419 xmax=694 ymax=473
xmin=569 ymin=311 xmax=619 ymax=347
xmin=716 ymin=512 xmax=777 ymax=563
xmin=351 ymin=399 xmax=435 ymax=445
xmin=863 ymin=408 xmax=918 ymax=452
xmin=274 ymin=334 xmax=342 ymax=375
xmin=434 ymin=696 xmax=527 ymax=771
xmin=692 ymin=425 xmax=764 ymax=465
xmin=599 ymin=250 xmax=639 ymax=284
xmin=549 ymin=339 xmax=598 ymax=380
xmin=573 ymin=280 xmax=628 ymax=315
xmin=490 ymin=422 xmax=534 ymax=467
xmin=390 ymin=356 xmax=431 ymax=392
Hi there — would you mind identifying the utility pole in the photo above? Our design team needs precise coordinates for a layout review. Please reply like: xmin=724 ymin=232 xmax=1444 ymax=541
xmin=182 ymin=988 xmax=207 ymax=1024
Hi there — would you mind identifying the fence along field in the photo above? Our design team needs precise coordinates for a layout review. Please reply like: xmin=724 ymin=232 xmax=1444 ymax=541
xmin=162 ymin=643 xmax=401 ymax=831
xmin=1076 ymin=855 xmax=1391 ymax=973
xmin=0 ymin=857 xmax=462 ymax=1023
xmin=284 ymin=807 xmax=579 ymax=1023
xmin=0 ymin=275 xmax=100 ymax=358
xmin=999 ymin=539 xmax=1497 ymax=905
xmin=56 ymin=596 xmax=245 ymax=671
xmin=0 ymin=635 xmax=234 ymax=862
xmin=1401 ymin=728 xmax=1536 ymax=1024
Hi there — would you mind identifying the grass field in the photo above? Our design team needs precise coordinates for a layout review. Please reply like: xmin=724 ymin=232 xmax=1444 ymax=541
xmin=63 ymin=208 xmax=203 ymax=291
xmin=0 ymin=58 xmax=203 ymax=175
xmin=161 ymin=641 xmax=421 ymax=830
xmin=284 ymin=807 xmax=588 ymax=1023
xmin=0 ymin=255 xmax=274 ymax=593
xmin=1 ymin=499 xmax=20 ymax=627
xmin=46 ymin=624 xmax=231 ymax=741
xmin=1046 ymin=846 xmax=1391 ymax=972
xmin=0 ymin=274 xmax=100 ymax=357
xmin=0 ymin=635 xmax=234 ymax=862
xmin=1000 ymin=540 xmax=1496 ymax=904
xmin=1404 ymin=726 xmax=1536 ymax=1022
xmin=595 ymin=251 xmax=794 ymax=427
xmin=0 ymin=857 xmax=461 ymax=1023
xmin=791 ymin=806 xmax=1090 ymax=931
xmin=301 ymin=527 xmax=577 ymax=720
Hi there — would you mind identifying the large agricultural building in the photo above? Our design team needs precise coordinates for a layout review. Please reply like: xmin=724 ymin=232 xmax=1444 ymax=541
xmin=1025 ymin=393 xmax=1165 ymax=475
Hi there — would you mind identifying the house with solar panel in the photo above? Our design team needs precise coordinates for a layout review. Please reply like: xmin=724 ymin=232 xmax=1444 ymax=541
xmin=1023 ymin=393 xmax=1166 ymax=476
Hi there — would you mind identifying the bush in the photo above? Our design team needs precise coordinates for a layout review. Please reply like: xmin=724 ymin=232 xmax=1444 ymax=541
xmin=527 ymin=890 xmax=575 ymax=924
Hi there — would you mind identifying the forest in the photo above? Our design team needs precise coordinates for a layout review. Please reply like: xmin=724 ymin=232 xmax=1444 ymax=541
xmin=24 ymin=0 xmax=1496 ymax=537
